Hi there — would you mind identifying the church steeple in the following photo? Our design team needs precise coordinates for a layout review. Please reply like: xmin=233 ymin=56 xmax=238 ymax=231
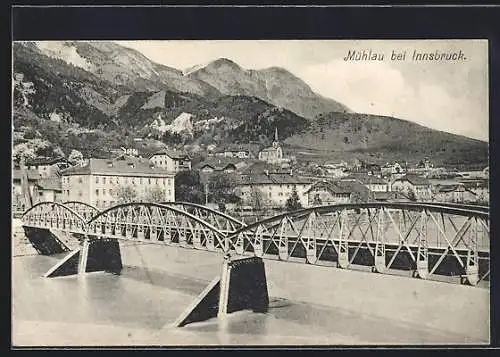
xmin=272 ymin=127 xmax=279 ymax=148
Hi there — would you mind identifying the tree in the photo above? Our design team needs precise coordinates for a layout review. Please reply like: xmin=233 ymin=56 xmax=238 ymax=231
xmin=142 ymin=186 xmax=166 ymax=203
xmin=351 ymin=190 xmax=372 ymax=204
xmin=406 ymin=188 xmax=417 ymax=201
xmin=246 ymin=187 xmax=268 ymax=212
xmin=68 ymin=149 xmax=84 ymax=165
xmin=207 ymin=172 xmax=239 ymax=205
xmin=285 ymin=187 xmax=302 ymax=212
xmin=113 ymin=184 xmax=137 ymax=204
xmin=175 ymin=170 xmax=205 ymax=204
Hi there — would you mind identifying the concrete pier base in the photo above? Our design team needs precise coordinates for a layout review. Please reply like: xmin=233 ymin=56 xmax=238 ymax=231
xmin=173 ymin=255 xmax=269 ymax=327
xmin=44 ymin=238 xmax=123 ymax=277
xmin=22 ymin=227 xmax=71 ymax=255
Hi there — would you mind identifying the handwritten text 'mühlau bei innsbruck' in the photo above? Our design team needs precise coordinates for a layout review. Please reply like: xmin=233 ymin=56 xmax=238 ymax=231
xmin=344 ymin=49 xmax=467 ymax=62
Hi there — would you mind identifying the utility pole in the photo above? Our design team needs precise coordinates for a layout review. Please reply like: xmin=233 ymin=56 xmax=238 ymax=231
xmin=205 ymin=182 xmax=208 ymax=205
xmin=20 ymin=156 xmax=33 ymax=210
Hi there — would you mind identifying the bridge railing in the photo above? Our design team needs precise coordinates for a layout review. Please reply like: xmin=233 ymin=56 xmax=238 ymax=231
xmin=20 ymin=201 xmax=489 ymax=286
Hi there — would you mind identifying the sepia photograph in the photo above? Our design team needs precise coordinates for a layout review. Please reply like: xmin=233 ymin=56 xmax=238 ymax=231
xmin=12 ymin=39 xmax=490 ymax=346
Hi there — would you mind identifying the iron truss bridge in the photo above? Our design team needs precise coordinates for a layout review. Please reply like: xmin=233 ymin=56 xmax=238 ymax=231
xmin=21 ymin=201 xmax=489 ymax=286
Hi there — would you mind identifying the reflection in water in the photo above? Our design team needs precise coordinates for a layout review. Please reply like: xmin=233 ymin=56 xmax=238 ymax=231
xmin=12 ymin=253 xmax=487 ymax=346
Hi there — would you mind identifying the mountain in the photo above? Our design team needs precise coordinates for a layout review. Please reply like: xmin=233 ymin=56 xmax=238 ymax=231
xmin=285 ymin=112 xmax=488 ymax=167
xmin=34 ymin=41 xmax=221 ymax=98
xmin=12 ymin=41 xmax=488 ymax=168
xmin=187 ymin=58 xmax=351 ymax=119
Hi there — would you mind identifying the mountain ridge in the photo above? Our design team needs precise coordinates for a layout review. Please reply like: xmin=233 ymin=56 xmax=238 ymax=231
xmin=12 ymin=41 xmax=488 ymax=169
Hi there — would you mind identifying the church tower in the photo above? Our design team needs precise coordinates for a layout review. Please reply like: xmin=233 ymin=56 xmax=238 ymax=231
xmin=272 ymin=127 xmax=279 ymax=148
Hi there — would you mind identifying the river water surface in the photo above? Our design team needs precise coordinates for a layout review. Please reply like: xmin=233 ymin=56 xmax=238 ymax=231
xmin=12 ymin=223 xmax=489 ymax=346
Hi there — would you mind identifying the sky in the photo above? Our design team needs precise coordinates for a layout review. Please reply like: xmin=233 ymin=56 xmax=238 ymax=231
xmin=116 ymin=40 xmax=489 ymax=142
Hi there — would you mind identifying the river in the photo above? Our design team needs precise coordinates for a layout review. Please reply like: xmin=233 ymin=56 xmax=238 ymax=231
xmin=12 ymin=222 xmax=489 ymax=346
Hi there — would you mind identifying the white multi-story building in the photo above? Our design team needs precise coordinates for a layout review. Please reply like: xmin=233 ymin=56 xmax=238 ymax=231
xmin=149 ymin=150 xmax=191 ymax=173
xmin=61 ymin=157 xmax=175 ymax=209
xmin=236 ymin=171 xmax=312 ymax=208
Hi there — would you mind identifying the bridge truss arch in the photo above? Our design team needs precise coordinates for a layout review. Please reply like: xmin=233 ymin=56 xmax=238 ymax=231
xmin=86 ymin=202 xmax=230 ymax=252
xmin=226 ymin=202 xmax=489 ymax=286
xmin=62 ymin=201 xmax=101 ymax=221
xmin=161 ymin=201 xmax=246 ymax=233
xmin=21 ymin=201 xmax=89 ymax=234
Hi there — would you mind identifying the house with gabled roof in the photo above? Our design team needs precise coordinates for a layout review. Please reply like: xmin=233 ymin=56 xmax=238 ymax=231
xmin=149 ymin=149 xmax=191 ymax=173
xmin=306 ymin=179 xmax=371 ymax=206
xmin=235 ymin=171 xmax=313 ymax=208
xmin=391 ymin=174 xmax=433 ymax=201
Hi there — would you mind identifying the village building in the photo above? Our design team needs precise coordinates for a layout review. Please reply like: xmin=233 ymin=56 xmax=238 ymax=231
xmin=149 ymin=150 xmax=191 ymax=173
xmin=258 ymin=128 xmax=284 ymax=165
xmin=306 ymin=180 xmax=371 ymax=206
xmin=432 ymin=183 xmax=477 ymax=203
xmin=372 ymin=191 xmax=409 ymax=203
xmin=12 ymin=168 xmax=42 ymax=211
xmin=26 ymin=156 xmax=71 ymax=178
xmin=61 ymin=157 xmax=175 ymax=209
xmin=235 ymin=171 xmax=312 ymax=208
xmin=381 ymin=162 xmax=404 ymax=177
xmin=33 ymin=177 xmax=63 ymax=203
xmin=342 ymin=173 xmax=389 ymax=192
xmin=391 ymin=174 xmax=433 ymax=201
xmin=211 ymin=144 xmax=255 ymax=159
xmin=459 ymin=178 xmax=489 ymax=204
xmin=319 ymin=162 xmax=349 ymax=178
xmin=195 ymin=158 xmax=249 ymax=175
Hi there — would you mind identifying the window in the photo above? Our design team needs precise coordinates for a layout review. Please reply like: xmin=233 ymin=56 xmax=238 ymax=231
xmin=148 ymin=178 xmax=151 ymax=185
xmin=78 ymin=177 xmax=83 ymax=184
xmin=96 ymin=200 xmax=99 ymax=206
xmin=78 ymin=191 xmax=82 ymax=197
xmin=103 ymin=177 xmax=106 ymax=184
xmin=140 ymin=178 xmax=143 ymax=184
xmin=96 ymin=176 xmax=99 ymax=184
xmin=95 ymin=189 xmax=99 ymax=196
xmin=109 ymin=189 xmax=113 ymax=196
xmin=103 ymin=189 xmax=106 ymax=195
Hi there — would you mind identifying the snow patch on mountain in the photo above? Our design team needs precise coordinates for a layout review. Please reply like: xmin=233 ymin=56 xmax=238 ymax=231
xmin=35 ymin=42 xmax=93 ymax=71
xmin=166 ymin=112 xmax=194 ymax=134
xmin=183 ymin=61 xmax=211 ymax=76
xmin=149 ymin=112 xmax=194 ymax=135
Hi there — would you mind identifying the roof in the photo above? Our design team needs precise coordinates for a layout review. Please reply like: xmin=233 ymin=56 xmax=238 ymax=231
xmin=306 ymin=180 xmax=369 ymax=195
xmin=236 ymin=173 xmax=313 ymax=186
xmin=435 ymin=184 xmax=476 ymax=194
xmin=343 ymin=173 xmax=387 ymax=185
xmin=13 ymin=168 xmax=41 ymax=181
xmin=26 ymin=156 xmax=68 ymax=166
xmin=394 ymin=174 xmax=430 ymax=186
xmin=61 ymin=157 xmax=173 ymax=177
xmin=195 ymin=158 xmax=248 ymax=171
xmin=259 ymin=146 xmax=280 ymax=153
xmin=36 ymin=177 xmax=62 ymax=191
xmin=240 ymin=161 xmax=285 ymax=175
xmin=149 ymin=150 xmax=190 ymax=160
xmin=459 ymin=178 xmax=489 ymax=188
xmin=373 ymin=191 xmax=409 ymax=201
xmin=218 ymin=144 xmax=253 ymax=153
